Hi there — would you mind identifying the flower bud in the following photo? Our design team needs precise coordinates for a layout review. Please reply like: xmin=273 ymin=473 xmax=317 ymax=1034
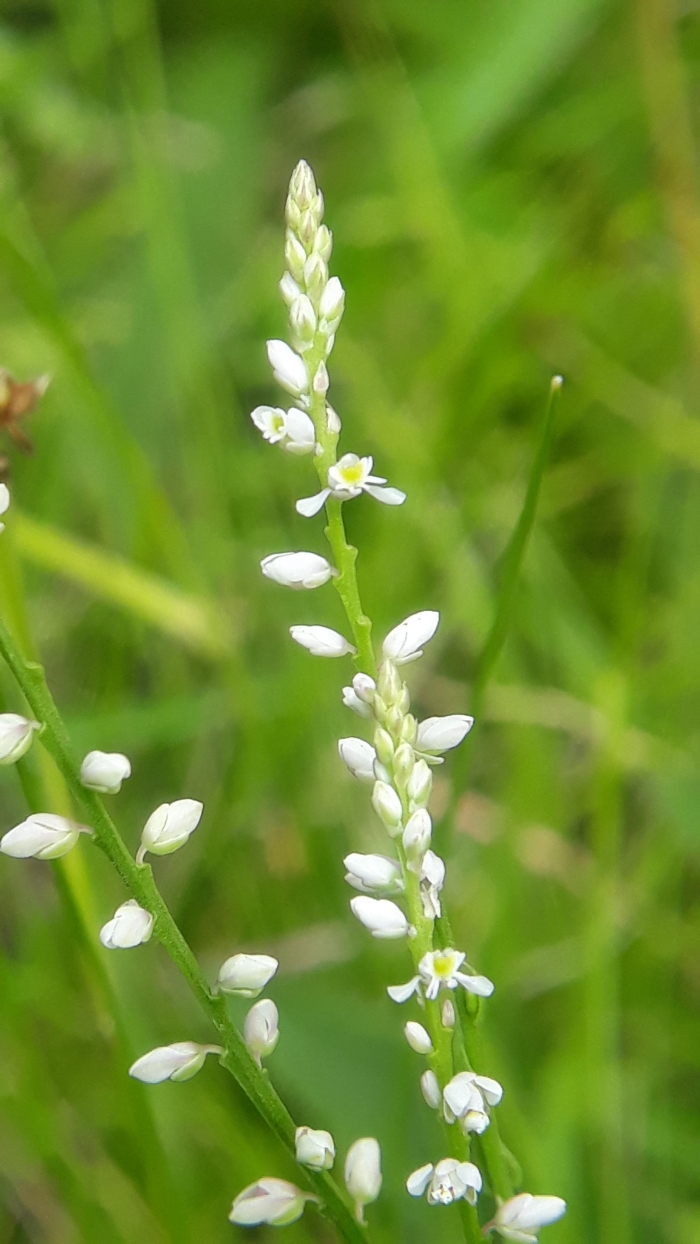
xmin=402 ymin=808 xmax=432 ymax=858
xmin=344 ymin=852 xmax=403 ymax=893
xmin=404 ymin=1021 xmax=433 ymax=1054
xmin=100 ymin=899 xmax=153 ymax=949
xmin=289 ymin=160 xmax=317 ymax=210
xmin=326 ymin=403 xmax=342 ymax=434
xmin=283 ymin=407 xmax=316 ymax=455
xmin=371 ymin=780 xmax=403 ymax=835
xmin=344 ymin=1137 xmax=382 ymax=1224
xmin=319 ymin=276 xmax=345 ymax=328
xmin=342 ymin=685 xmax=372 ymax=717
xmin=352 ymin=673 xmax=376 ymax=705
xmin=129 ymin=1041 xmax=220 ymax=1083
xmin=417 ymin=714 xmax=474 ymax=755
xmin=0 ymin=713 xmax=40 ymax=764
xmin=0 ymin=481 xmax=9 ymax=532
xmin=400 ymin=713 xmax=417 ymax=744
xmin=138 ymin=799 xmax=203 ymax=862
xmin=217 ymin=953 xmax=278 ymax=997
xmin=384 ymin=705 xmax=403 ymax=735
xmin=297 ymin=207 xmax=317 ymax=248
xmin=80 ymin=750 xmax=131 ymax=794
xmin=313 ymin=223 xmax=332 ymax=261
xmin=382 ymin=611 xmax=440 ymax=665
xmin=377 ymin=659 xmax=402 ymax=705
xmin=407 ymin=758 xmax=433 ymax=808
xmin=338 ymin=737 xmax=377 ymax=782
xmin=350 ymin=896 xmax=410 ymax=939
xmin=230 ymin=1177 xmax=312 ymax=1227
xmin=244 ymin=998 xmax=279 ymax=1066
xmin=393 ymin=742 xmax=415 ymax=786
xmin=486 ymin=1194 xmax=567 ymax=1240
xmin=289 ymin=294 xmax=317 ymax=346
xmin=284 ymin=232 xmax=307 ymax=282
xmin=373 ymin=726 xmax=395 ymax=767
xmin=442 ymin=998 xmax=456 ymax=1029
xmin=290 ymin=625 xmax=355 ymax=658
xmin=1 ymin=813 xmax=85 ymax=860
xmin=261 ymin=551 xmax=333 ymax=590
xmin=295 ymin=1126 xmax=335 ymax=1171
xmin=266 ymin=339 xmax=309 ymax=397
xmin=279 ymin=271 xmax=301 ymax=306
xmin=303 ymin=252 xmax=328 ymax=300
xmin=312 ymin=360 xmax=329 ymax=394
xmin=420 ymin=1069 xmax=442 ymax=1109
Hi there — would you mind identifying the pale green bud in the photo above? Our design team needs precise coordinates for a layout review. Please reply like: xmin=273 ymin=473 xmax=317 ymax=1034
xmin=377 ymin=659 xmax=402 ymax=706
xmin=393 ymin=742 xmax=415 ymax=786
xmin=374 ymin=727 xmax=395 ymax=767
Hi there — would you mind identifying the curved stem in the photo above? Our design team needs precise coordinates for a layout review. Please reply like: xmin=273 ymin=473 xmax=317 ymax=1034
xmin=0 ymin=612 xmax=369 ymax=1244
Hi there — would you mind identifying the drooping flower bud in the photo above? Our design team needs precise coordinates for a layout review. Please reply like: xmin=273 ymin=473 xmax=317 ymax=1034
xmin=137 ymin=799 xmax=203 ymax=863
xmin=344 ymin=1137 xmax=382 ymax=1224
xmin=230 ymin=1177 xmax=313 ymax=1227
xmin=338 ymin=737 xmax=377 ymax=782
xmin=244 ymin=998 xmax=279 ymax=1066
xmin=80 ymin=750 xmax=131 ymax=794
xmin=290 ymin=625 xmax=355 ymax=658
xmin=0 ymin=713 xmax=40 ymax=765
xmin=295 ymin=1126 xmax=335 ymax=1171
xmin=261 ymin=552 xmax=333 ymax=590
xmin=404 ymin=1021 xmax=433 ymax=1054
xmin=129 ymin=1042 xmax=220 ymax=1083
xmin=100 ymin=899 xmax=153 ymax=949
xmin=1 ymin=813 xmax=86 ymax=860
xmin=217 ymin=953 xmax=278 ymax=997
xmin=350 ymin=896 xmax=410 ymax=939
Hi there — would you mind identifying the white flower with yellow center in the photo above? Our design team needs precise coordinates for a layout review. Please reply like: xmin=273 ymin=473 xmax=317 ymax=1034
xmin=386 ymin=947 xmax=494 ymax=1004
xmin=406 ymin=1158 xmax=482 ymax=1206
xmin=250 ymin=405 xmax=315 ymax=455
xmin=296 ymin=453 xmax=406 ymax=517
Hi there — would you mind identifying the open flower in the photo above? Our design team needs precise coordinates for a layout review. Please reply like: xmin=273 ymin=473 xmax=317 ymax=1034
xmin=388 ymin=948 xmax=494 ymax=1003
xmin=406 ymin=1158 xmax=482 ymax=1206
xmin=217 ymin=953 xmax=278 ymax=997
xmin=230 ymin=1178 xmax=314 ymax=1227
xmin=290 ymin=625 xmax=355 ymax=658
xmin=382 ymin=611 xmax=439 ymax=664
xmin=1 ymin=813 xmax=87 ymax=860
xmin=484 ymin=1194 xmax=567 ymax=1242
xmin=296 ymin=453 xmax=406 ymax=517
xmin=80 ymin=750 xmax=131 ymax=793
xmin=295 ymin=1126 xmax=335 ymax=1171
xmin=345 ymin=1137 xmax=382 ymax=1224
xmin=250 ymin=404 xmax=315 ymax=454
xmin=0 ymin=713 xmax=40 ymax=765
xmin=129 ymin=1042 xmax=221 ymax=1083
xmin=100 ymin=900 xmax=153 ymax=949
xmin=261 ymin=552 xmax=333 ymax=589
xmin=443 ymin=1070 xmax=503 ymax=1133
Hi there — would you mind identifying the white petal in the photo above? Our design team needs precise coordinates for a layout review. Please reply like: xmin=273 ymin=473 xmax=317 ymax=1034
xmin=475 ymin=1074 xmax=503 ymax=1106
xmin=456 ymin=972 xmax=495 ymax=997
xmin=387 ymin=977 xmax=421 ymax=1003
xmin=0 ymin=483 xmax=9 ymax=515
xmin=509 ymin=1195 xmax=567 ymax=1231
xmin=363 ymin=484 xmax=406 ymax=505
xmin=342 ymin=686 xmax=372 ymax=717
xmin=406 ymin=1164 xmax=434 ymax=1197
xmin=382 ymin=611 xmax=440 ymax=664
xmin=283 ymin=407 xmax=316 ymax=454
xmin=296 ymin=489 xmax=331 ymax=518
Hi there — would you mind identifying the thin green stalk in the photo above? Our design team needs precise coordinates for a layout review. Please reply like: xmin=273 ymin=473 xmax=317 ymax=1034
xmin=0 ymin=612 xmax=369 ymax=1244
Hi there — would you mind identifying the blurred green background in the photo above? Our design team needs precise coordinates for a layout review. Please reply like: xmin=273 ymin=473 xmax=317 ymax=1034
xmin=0 ymin=0 xmax=698 ymax=1240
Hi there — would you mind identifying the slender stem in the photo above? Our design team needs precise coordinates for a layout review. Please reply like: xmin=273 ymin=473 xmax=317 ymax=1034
xmin=0 ymin=613 xmax=369 ymax=1244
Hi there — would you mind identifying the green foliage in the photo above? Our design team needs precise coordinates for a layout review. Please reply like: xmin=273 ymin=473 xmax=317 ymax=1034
xmin=0 ymin=0 xmax=697 ymax=1241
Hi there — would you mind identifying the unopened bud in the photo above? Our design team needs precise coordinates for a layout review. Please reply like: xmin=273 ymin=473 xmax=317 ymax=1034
xmin=385 ymin=705 xmax=403 ymax=735
xmin=244 ymin=998 xmax=279 ymax=1066
xmin=295 ymin=1126 xmax=335 ymax=1171
xmin=313 ymin=360 xmax=329 ymax=394
xmin=371 ymin=780 xmax=403 ymax=835
xmin=319 ymin=276 xmax=345 ymax=328
xmin=313 ymin=224 xmax=332 ymax=261
xmin=441 ymin=998 xmax=456 ymax=1029
xmin=403 ymin=808 xmax=432 ymax=858
xmin=420 ymin=1069 xmax=442 ymax=1109
xmin=407 ymin=758 xmax=432 ymax=809
xmin=404 ymin=1021 xmax=433 ymax=1054
xmin=289 ymin=160 xmax=317 ymax=209
xmin=374 ymin=727 xmax=395 ymax=767
xmin=303 ymin=252 xmax=328 ymax=301
xmin=400 ymin=714 xmax=417 ymax=744
xmin=344 ymin=1137 xmax=382 ymax=1224
xmin=285 ymin=232 xmax=306 ymax=282
xmin=289 ymin=295 xmax=317 ymax=346
xmin=377 ymin=659 xmax=402 ymax=706
xmin=279 ymin=271 xmax=301 ymax=306
xmin=393 ymin=742 xmax=415 ymax=786
xmin=217 ymin=952 xmax=278 ymax=997
xmin=0 ymin=713 xmax=40 ymax=765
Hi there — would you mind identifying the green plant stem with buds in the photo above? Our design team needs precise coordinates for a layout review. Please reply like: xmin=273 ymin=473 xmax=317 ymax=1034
xmin=0 ymin=610 xmax=369 ymax=1244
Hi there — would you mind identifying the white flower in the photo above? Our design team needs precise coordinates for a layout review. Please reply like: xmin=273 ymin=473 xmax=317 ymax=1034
xmin=406 ymin=1158 xmax=482 ymax=1206
xmin=344 ymin=1137 xmax=382 ymax=1224
xmin=404 ymin=1021 xmax=432 ymax=1053
xmin=250 ymin=405 xmax=315 ymax=455
xmin=80 ymin=750 xmax=131 ymax=793
xmin=137 ymin=799 xmax=203 ymax=863
xmin=0 ymin=713 xmax=40 ymax=764
xmin=217 ymin=953 xmax=278 ymax=997
xmin=402 ymin=808 xmax=432 ymax=859
xmin=484 ymin=1194 xmax=567 ymax=1242
xmin=371 ymin=780 xmax=403 ymax=835
xmin=342 ymin=673 xmax=375 ymax=717
xmin=244 ymin=998 xmax=279 ymax=1066
xmin=406 ymin=759 xmax=433 ymax=809
xmin=319 ymin=276 xmax=345 ymax=328
xmin=261 ymin=552 xmax=334 ymax=590
xmin=416 ymin=714 xmax=474 ymax=759
xmin=338 ymin=737 xmax=377 ymax=781
xmin=266 ymin=340 xmax=309 ymax=397
xmin=443 ymin=1070 xmax=503 ymax=1133
xmin=296 ymin=453 xmax=406 ymax=517
xmin=100 ymin=900 xmax=153 ymax=949
xmin=382 ymin=611 xmax=439 ymax=664
xmin=419 ymin=948 xmax=495 ymax=1001
xmin=350 ymin=895 xmax=411 ymax=939
xmin=420 ymin=1068 xmax=442 ymax=1109
xmin=1 ymin=813 xmax=86 ymax=860
xmin=295 ymin=1126 xmax=335 ymax=1171
xmin=129 ymin=1041 xmax=220 ymax=1083
xmin=230 ymin=1177 xmax=313 ymax=1227
xmin=0 ymin=482 xmax=9 ymax=532
xmin=419 ymin=850 xmax=445 ymax=919
xmin=290 ymin=625 xmax=355 ymax=658
xmin=344 ymin=852 xmax=403 ymax=893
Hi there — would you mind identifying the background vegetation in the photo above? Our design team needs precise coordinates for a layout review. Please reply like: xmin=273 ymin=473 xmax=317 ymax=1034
xmin=0 ymin=0 xmax=698 ymax=1240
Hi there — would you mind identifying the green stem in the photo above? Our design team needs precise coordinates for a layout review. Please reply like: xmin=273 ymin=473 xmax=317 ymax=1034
xmin=0 ymin=612 xmax=369 ymax=1244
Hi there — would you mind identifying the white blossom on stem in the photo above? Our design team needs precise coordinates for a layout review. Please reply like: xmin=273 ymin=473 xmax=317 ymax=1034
xmin=406 ymin=759 xmax=433 ymax=809
xmin=416 ymin=714 xmax=474 ymax=760
xmin=290 ymin=625 xmax=355 ymax=658
xmin=388 ymin=948 xmax=494 ymax=1004
xmin=295 ymin=1126 xmax=335 ymax=1171
xmin=342 ymin=672 xmax=376 ymax=717
xmin=406 ymin=1158 xmax=482 ymax=1206
xmin=261 ymin=552 xmax=334 ymax=590
xmin=343 ymin=852 xmax=403 ymax=894
xmin=404 ymin=1020 xmax=433 ymax=1053
xmin=137 ymin=799 xmax=203 ymax=864
xmin=243 ymin=998 xmax=279 ymax=1066
xmin=80 ymin=750 xmax=131 ymax=793
xmin=484 ymin=1194 xmax=567 ymax=1242
xmin=296 ymin=453 xmax=406 ymax=517
xmin=382 ymin=611 xmax=439 ymax=664
xmin=230 ymin=1178 xmax=314 ymax=1227
xmin=402 ymin=808 xmax=432 ymax=861
xmin=250 ymin=405 xmax=315 ymax=455
xmin=0 ymin=713 xmax=40 ymax=764
xmin=100 ymin=900 xmax=153 ymax=949
xmin=419 ymin=850 xmax=446 ymax=919
xmin=344 ymin=1137 xmax=382 ymax=1224
xmin=129 ymin=1042 xmax=221 ymax=1083
xmin=266 ymin=340 xmax=309 ymax=397
xmin=443 ymin=1070 xmax=503 ymax=1133
xmin=217 ymin=953 xmax=278 ymax=997
xmin=1 ymin=813 xmax=87 ymax=860
xmin=371 ymin=780 xmax=403 ymax=835
xmin=338 ymin=737 xmax=377 ymax=781
xmin=350 ymin=895 xmax=411 ymax=939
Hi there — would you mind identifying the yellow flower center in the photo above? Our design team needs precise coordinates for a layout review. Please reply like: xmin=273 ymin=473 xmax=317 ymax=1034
xmin=338 ymin=462 xmax=364 ymax=486
xmin=433 ymin=952 xmax=456 ymax=978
